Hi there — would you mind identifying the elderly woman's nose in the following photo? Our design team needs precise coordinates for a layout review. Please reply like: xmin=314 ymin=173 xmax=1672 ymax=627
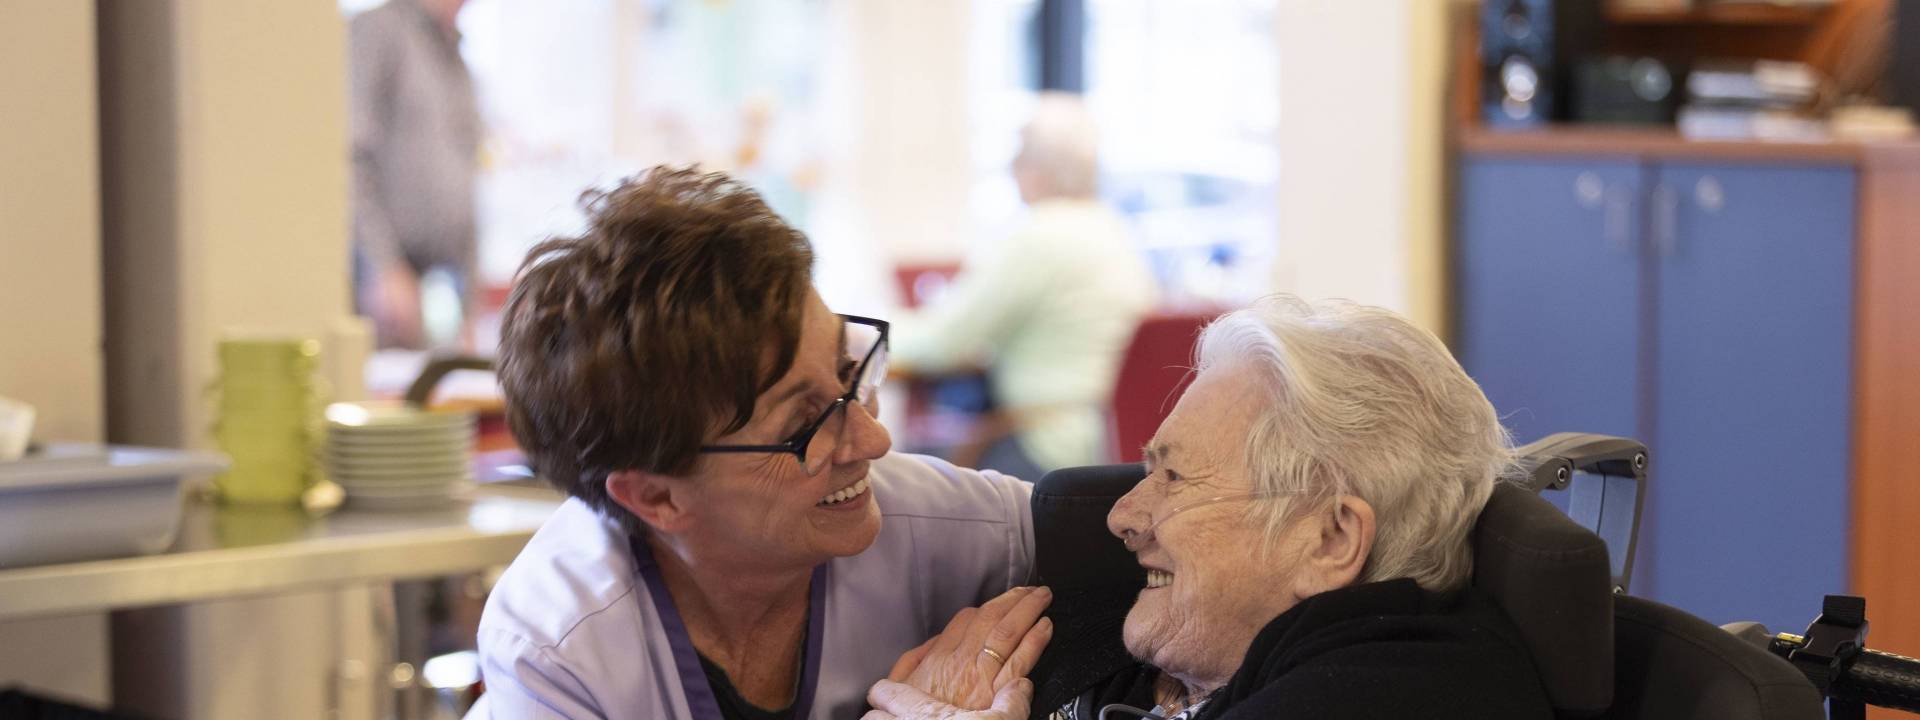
xmin=834 ymin=401 xmax=892 ymax=464
xmin=1106 ymin=482 xmax=1153 ymax=540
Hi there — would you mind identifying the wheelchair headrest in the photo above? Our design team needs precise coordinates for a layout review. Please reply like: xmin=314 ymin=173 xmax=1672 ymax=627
xmin=1029 ymin=464 xmax=1152 ymax=714
xmin=1030 ymin=465 xmax=1618 ymax=718
xmin=1032 ymin=463 xmax=1148 ymax=590
xmin=1472 ymin=482 xmax=1616 ymax=716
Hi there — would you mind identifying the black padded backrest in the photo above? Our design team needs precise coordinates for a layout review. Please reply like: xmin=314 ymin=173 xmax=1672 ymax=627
xmin=1600 ymin=596 xmax=1824 ymax=720
xmin=1028 ymin=464 xmax=1149 ymax=714
xmin=1031 ymin=464 xmax=1145 ymax=589
xmin=1473 ymin=482 xmax=1616 ymax=717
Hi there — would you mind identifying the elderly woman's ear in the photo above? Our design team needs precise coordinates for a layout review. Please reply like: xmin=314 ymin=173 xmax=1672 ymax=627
xmin=1288 ymin=496 xmax=1377 ymax=600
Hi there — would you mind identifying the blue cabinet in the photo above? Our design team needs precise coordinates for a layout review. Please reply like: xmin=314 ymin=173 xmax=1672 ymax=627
xmin=1458 ymin=159 xmax=1643 ymax=447
xmin=1456 ymin=156 xmax=1856 ymax=633
xmin=1647 ymin=163 xmax=1855 ymax=632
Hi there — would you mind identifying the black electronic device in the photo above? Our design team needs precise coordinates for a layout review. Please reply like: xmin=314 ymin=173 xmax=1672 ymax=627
xmin=1481 ymin=0 xmax=1605 ymax=127
xmin=1572 ymin=55 xmax=1678 ymax=125
xmin=1892 ymin=0 xmax=1920 ymax=113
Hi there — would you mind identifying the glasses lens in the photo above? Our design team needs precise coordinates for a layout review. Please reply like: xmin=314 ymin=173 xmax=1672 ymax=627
xmin=860 ymin=345 xmax=888 ymax=407
xmin=845 ymin=322 xmax=887 ymax=406
xmin=803 ymin=401 xmax=849 ymax=476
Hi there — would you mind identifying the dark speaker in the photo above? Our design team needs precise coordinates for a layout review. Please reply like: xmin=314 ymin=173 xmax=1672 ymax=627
xmin=1572 ymin=56 xmax=1677 ymax=125
xmin=1892 ymin=0 xmax=1920 ymax=113
xmin=1481 ymin=0 xmax=1605 ymax=127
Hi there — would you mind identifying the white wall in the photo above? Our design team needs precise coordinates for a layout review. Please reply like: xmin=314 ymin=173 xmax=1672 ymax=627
xmin=809 ymin=0 xmax=977 ymax=315
xmin=0 ymin=0 xmax=113 ymax=706
xmin=1405 ymin=0 xmax=1454 ymax=338
xmin=0 ymin=0 xmax=104 ymax=444
xmin=819 ymin=0 xmax=1454 ymax=332
xmin=823 ymin=0 xmax=975 ymax=267
xmin=103 ymin=0 xmax=353 ymax=450
xmin=1272 ymin=0 xmax=1450 ymax=333
xmin=99 ymin=2 xmax=368 ymax=717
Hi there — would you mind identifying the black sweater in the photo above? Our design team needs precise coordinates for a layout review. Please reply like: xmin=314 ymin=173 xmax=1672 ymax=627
xmin=1196 ymin=578 xmax=1552 ymax=719
xmin=1039 ymin=579 xmax=1553 ymax=720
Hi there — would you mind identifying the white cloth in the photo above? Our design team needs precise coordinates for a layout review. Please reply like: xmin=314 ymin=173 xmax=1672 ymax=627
xmin=891 ymin=199 xmax=1158 ymax=471
xmin=473 ymin=452 xmax=1035 ymax=719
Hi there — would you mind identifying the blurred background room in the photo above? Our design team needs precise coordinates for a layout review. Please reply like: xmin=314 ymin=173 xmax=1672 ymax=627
xmin=1 ymin=0 xmax=1916 ymax=717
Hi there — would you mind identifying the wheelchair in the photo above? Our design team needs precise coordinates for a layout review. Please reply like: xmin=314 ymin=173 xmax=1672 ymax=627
xmin=1029 ymin=433 xmax=1920 ymax=719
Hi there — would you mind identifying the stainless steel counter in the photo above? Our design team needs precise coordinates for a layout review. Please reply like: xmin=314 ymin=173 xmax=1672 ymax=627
xmin=0 ymin=485 xmax=561 ymax=621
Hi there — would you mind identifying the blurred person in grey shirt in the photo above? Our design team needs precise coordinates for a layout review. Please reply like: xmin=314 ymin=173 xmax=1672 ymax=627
xmin=349 ymin=0 xmax=480 ymax=349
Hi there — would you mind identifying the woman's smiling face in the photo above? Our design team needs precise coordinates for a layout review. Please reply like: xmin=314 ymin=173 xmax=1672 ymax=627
xmin=677 ymin=289 xmax=893 ymax=569
xmin=1105 ymin=362 xmax=1321 ymax=692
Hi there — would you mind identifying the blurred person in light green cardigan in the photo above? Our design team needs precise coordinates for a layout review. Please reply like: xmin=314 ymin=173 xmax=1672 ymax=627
xmin=891 ymin=93 xmax=1159 ymax=481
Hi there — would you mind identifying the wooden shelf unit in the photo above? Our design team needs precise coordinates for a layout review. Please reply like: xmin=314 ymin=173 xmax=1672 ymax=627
xmin=1447 ymin=4 xmax=1920 ymax=692
xmin=1606 ymin=3 xmax=1834 ymax=26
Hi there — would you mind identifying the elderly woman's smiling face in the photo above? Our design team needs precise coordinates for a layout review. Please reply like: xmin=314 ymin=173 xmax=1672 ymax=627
xmin=1106 ymin=362 xmax=1371 ymax=693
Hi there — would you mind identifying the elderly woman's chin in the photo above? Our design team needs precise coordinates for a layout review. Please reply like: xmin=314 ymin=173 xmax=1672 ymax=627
xmin=1121 ymin=591 xmax=1170 ymax=662
xmin=1121 ymin=586 xmax=1231 ymax=688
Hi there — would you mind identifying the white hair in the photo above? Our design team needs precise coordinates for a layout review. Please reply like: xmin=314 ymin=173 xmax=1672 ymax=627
xmin=1016 ymin=92 xmax=1101 ymax=199
xmin=1195 ymin=295 xmax=1515 ymax=592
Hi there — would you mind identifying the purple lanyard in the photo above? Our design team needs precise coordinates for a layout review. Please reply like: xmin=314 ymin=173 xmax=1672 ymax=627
xmin=630 ymin=536 xmax=828 ymax=720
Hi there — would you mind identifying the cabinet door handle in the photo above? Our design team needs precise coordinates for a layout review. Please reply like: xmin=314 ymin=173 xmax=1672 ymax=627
xmin=1695 ymin=175 xmax=1725 ymax=213
xmin=1653 ymin=183 xmax=1679 ymax=257
xmin=1576 ymin=172 xmax=1605 ymax=208
xmin=1604 ymin=183 xmax=1632 ymax=254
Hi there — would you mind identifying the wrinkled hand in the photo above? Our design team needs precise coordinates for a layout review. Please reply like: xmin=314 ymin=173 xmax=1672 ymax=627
xmin=860 ymin=678 xmax=1032 ymax=720
xmin=885 ymin=586 xmax=1054 ymax=711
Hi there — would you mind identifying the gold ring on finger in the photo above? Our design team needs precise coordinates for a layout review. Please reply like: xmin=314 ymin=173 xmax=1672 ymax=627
xmin=980 ymin=646 xmax=1007 ymax=664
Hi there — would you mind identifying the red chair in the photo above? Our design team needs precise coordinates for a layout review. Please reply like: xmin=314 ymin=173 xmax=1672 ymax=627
xmin=892 ymin=263 xmax=963 ymax=309
xmin=1107 ymin=310 xmax=1224 ymax=463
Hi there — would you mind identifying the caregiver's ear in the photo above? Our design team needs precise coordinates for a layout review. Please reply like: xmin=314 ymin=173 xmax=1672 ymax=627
xmin=607 ymin=470 xmax=693 ymax=533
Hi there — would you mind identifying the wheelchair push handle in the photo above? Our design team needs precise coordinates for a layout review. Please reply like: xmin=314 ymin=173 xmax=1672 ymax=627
xmin=1512 ymin=432 xmax=1648 ymax=593
xmin=1763 ymin=594 xmax=1920 ymax=715
xmin=1512 ymin=432 xmax=1648 ymax=493
xmin=1837 ymin=647 xmax=1920 ymax=713
xmin=1769 ymin=632 xmax=1920 ymax=714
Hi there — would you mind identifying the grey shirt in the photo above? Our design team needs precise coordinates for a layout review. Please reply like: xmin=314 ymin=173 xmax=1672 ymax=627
xmin=349 ymin=0 xmax=480 ymax=281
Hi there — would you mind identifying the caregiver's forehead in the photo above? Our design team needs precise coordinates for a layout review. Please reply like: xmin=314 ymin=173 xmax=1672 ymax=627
xmin=762 ymin=300 xmax=844 ymax=395
xmin=797 ymin=295 xmax=843 ymax=357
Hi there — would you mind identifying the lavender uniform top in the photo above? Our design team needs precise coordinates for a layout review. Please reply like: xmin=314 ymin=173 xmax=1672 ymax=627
xmin=472 ymin=452 xmax=1036 ymax=719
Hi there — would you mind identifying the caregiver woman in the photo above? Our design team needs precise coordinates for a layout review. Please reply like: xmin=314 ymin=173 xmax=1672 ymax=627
xmin=473 ymin=167 xmax=1050 ymax=719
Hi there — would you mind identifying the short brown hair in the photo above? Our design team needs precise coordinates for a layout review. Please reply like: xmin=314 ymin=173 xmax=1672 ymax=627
xmin=497 ymin=167 xmax=814 ymax=524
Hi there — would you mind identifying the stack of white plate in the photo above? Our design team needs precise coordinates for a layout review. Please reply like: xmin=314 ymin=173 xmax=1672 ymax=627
xmin=323 ymin=402 xmax=475 ymax=511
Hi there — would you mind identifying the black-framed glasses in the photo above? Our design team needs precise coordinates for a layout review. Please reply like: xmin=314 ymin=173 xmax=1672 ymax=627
xmin=696 ymin=314 xmax=889 ymax=476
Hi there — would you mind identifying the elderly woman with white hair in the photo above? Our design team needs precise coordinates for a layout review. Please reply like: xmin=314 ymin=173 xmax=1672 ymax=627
xmin=864 ymin=296 xmax=1554 ymax=720
xmin=889 ymin=93 xmax=1157 ymax=481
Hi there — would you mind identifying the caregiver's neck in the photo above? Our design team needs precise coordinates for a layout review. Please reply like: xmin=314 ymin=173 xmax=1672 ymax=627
xmin=648 ymin=532 xmax=814 ymax=707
